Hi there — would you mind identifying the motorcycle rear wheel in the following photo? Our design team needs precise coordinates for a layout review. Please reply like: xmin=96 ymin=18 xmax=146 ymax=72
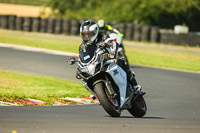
xmin=128 ymin=95 xmax=147 ymax=117
xmin=94 ymin=82 xmax=121 ymax=117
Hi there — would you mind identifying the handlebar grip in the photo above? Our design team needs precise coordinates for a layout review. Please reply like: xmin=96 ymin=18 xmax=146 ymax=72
xmin=68 ymin=58 xmax=76 ymax=65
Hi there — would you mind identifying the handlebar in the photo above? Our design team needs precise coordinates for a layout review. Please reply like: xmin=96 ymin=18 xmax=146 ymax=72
xmin=68 ymin=57 xmax=77 ymax=65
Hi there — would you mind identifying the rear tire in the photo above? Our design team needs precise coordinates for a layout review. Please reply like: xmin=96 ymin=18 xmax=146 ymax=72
xmin=128 ymin=95 xmax=147 ymax=117
xmin=94 ymin=82 xmax=121 ymax=117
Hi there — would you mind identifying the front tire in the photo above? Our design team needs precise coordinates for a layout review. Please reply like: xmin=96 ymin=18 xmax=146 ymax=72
xmin=94 ymin=82 xmax=121 ymax=117
xmin=128 ymin=95 xmax=147 ymax=117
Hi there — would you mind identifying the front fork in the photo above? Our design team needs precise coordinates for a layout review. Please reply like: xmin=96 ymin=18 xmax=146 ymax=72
xmin=83 ymin=78 xmax=117 ymax=100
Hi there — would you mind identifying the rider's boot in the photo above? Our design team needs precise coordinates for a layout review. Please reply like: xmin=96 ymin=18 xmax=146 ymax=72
xmin=128 ymin=72 xmax=142 ymax=94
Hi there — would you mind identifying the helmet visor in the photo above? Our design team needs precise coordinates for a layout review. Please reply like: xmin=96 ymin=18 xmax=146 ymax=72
xmin=81 ymin=31 xmax=95 ymax=41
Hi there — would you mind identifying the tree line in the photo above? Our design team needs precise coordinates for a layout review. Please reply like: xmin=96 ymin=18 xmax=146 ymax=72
xmin=47 ymin=0 xmax=200 ymax=31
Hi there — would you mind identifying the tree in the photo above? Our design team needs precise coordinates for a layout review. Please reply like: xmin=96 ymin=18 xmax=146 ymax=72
xmin=47 ymin=0 xmax=200 ymax=31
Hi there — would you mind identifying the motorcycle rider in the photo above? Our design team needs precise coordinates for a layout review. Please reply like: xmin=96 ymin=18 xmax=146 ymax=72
xmin=78 ymin=20 xmax=141 ymax=92
xmin=97 ymin=19 xmax=126 ymax=58
xmin=97 ymin=19 xmax=114 ymax=34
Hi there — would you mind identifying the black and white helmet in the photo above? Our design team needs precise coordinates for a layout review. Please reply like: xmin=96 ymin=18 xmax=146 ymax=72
xmin=80 ymin=20 xmax=99 ymax=45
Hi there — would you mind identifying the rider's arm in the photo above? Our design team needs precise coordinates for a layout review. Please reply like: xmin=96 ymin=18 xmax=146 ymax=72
xmin=106 ymin=24 xmax=113 ymax=31
xmin=103 ymin=35 xmax=118 ymax=58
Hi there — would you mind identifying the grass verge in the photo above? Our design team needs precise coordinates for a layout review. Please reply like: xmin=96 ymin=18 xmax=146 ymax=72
xmin=0 ymin=70 xmax=90 ymax=105
xmin=125 ymin=44 xmax=200 ymax=72
xmin=0 ymin=0 xmax=48 ymax=6
xmin=0 ymin=29 xmax=200 ymax=72
xmin=0 ymin=30 xmax=80 ymax=53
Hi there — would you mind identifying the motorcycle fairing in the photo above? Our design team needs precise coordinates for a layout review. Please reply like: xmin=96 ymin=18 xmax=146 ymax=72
xmin=106 ymin=62 xmax=128 ymax=108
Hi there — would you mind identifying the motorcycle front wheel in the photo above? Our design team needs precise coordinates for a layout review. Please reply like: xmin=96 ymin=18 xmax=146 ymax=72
xmin=128 ymin=95 xmax=147 ymax=117
xmin=94 ymin=82 xmax=121 ymax=117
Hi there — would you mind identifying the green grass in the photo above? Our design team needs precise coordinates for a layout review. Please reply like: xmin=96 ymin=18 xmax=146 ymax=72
xmin=0 ymin=29 xmax=200 ymax=72
xmin=125 ymin=44 xmax=200 ymax=72
xmin=0 ymin=0 xmax=48 ymax=6
xmin=0 ymin=70 xmax=90 ymax=105
xmin=0 ymin=30 xmax=81 ymax=53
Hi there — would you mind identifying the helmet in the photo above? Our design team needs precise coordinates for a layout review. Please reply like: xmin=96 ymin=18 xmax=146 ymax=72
xmin=80 ymin=20 xmax=99 ymax=45
xmin=97 ymin=19 xmax=105 ymax=29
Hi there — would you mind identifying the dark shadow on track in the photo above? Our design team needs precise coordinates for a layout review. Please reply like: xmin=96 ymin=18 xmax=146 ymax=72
xmin=105 ymin=116 xmax=164 ymax=119
xmin=130 ymin=65 xmax=143 ymax=69
xmin=121 ymin=116 xmax=164 ymax=119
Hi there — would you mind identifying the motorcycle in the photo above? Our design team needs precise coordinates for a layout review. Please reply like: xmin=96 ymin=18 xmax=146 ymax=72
xmin=68 ymin=42 xmax=147 ymax=117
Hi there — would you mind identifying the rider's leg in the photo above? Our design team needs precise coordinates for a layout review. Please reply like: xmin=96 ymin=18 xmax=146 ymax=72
xmin=118 ymin=43 xmax=129 ymax=66
xmin=117 ymin=58 xmax=141 ymax=91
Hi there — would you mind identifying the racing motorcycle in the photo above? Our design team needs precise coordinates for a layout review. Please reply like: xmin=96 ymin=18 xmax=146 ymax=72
xmin=68 ymin=42 xmax=147 ymax=117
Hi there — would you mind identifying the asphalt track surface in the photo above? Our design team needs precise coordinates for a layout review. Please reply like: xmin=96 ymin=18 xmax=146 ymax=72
xmin=0 ymin=47 xmax=200 ymax=133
